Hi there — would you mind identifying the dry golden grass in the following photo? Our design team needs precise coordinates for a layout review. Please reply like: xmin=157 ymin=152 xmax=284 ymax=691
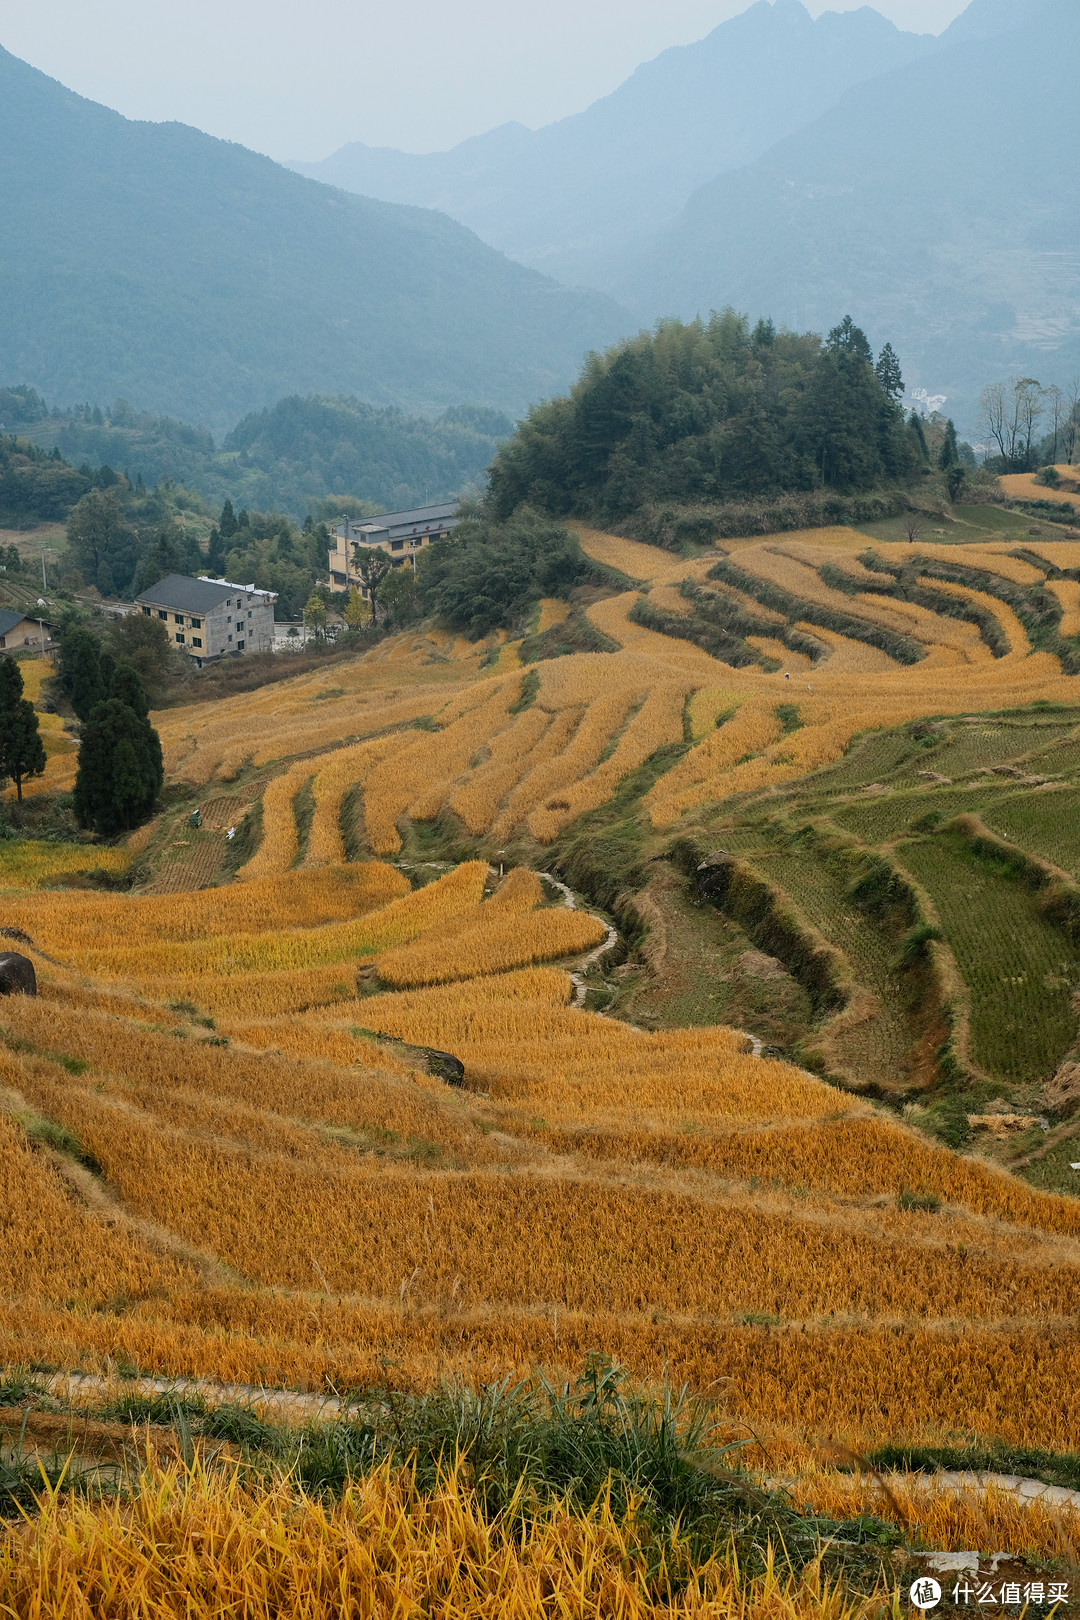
xmin=747 ymin=636 xmax=814 ymax=671
xmin=125 ymin=526 xmax=1080 ymax=851
xmin=235 ymin=761 xmax=312 ymax=879
xmin=873 ymin=541 xmax=1046 ymax=587
xmin=1000 ymin=471 xmax=1080 ymax=506
xmin=69 ymin=862 xmax=486 ymax=980
xmin=771 ymin=1466 xmax=1080 ymax=1560
xmin=1048 ymin=577 xmax=1080 ymax=638
xmin=0 ymin=1456 xmax=892 ymax=1620
xmin=448 ymin=705 xmax=553 ymax=834
xmin=527 ymin=679 xmax=689 ymax=841
xmin=0 ymin=1111 xmax=196 ymax=1306
xmin=536 ymin=596 xmax=571 ymax=631
xmin=306 ymin=734 xmax=401 ymax=864
xmin=9 ymin=521 xmax=1080 ymax=1519
xmin=0 ymin=840 xmax=129 ymax=889
xmin=362 ymin=681 xmax=517 ymax=852
xmin=15 ymin=1063 xmax=1080 ymax=1319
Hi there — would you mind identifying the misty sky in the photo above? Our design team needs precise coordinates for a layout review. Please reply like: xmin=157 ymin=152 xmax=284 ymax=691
xmin=1 ymin=0 xmax=969 ymax=161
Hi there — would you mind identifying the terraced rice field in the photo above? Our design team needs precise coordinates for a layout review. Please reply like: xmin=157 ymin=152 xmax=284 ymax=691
xmin=899 ymin=832 xmax=1080 ymax=1087
xmin=9 ymin=516 xmax=1080 ymax=1596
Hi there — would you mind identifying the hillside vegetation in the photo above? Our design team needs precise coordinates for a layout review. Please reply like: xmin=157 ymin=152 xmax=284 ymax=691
xmin=3 ymin=387 xmax=509 ymax=521
xmin=486 ymin=313 xmax=919 ymax=524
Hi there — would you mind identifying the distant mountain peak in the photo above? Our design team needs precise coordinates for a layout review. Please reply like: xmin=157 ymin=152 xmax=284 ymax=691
xmin=942 ymin=0 xmax=1050 ymax=43
xmin=291 ymin=0 xmax=935 ymax=286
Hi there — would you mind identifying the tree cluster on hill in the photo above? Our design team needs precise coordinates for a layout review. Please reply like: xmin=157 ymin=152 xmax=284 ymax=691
xmin=486 ymin=314 xmax=923 ymax=523
xmin=0 ymin=434 xmax=109 ymax=528
xmin=59 ymin=624 xmax=163 ymax=835
xmin=205 ymin=502 xmax=331 ymax=621
xmin=65 ymin=485 xmax=206 ymax=600
xmin=979 ymin=376 xmax=1080 ymax=473
xmin=10 ymin=391 xmax=511 ymax=521
xmin=415 ymin=505 xmax=598 ymax=638
xmin=220 ymin=397 xmax=511 ymax=517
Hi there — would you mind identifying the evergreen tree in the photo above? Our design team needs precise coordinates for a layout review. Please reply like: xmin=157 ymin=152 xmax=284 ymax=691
xmin=73 ymin=697 xmax=163 ymax=836
xmin=825 ymin=315 xmax=874 ymax=363
xmin=875 ymin=343 xmax=904 ymax=403
xmin=219 ymin=498 xmax=238 ymax=539
xmin=206 ymin=525 xmax=226 ymax=575
xmin=909 ymin=410 xmax=929 ymax=463
xmin=110 ymin=662 xmax=150 ymax=719
xmin=939 ymin=418 xmax=959 ymax=469
xmin=945 ymin=463 xmax=966 ymax=502
xmin=0 ymin=659 xmax=45 ymax=802
xmin=59 ymin=625 xmax=107 ymax=721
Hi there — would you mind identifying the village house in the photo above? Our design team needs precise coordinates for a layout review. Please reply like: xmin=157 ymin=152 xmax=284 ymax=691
xmin=327 ymin=501 xmax=458 ymax=593
xmin=0 ymin=609 xmax=51 ymax=653
xmin=134 ymin=575 xmax=277 ymax=665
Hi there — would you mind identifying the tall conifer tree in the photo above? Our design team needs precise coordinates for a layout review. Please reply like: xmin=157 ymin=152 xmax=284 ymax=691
xmin=0 ymin=659 xmax=45 ymax=802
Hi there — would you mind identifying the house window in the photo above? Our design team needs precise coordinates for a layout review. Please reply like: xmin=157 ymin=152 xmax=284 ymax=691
xmin=227 ymin=634 xmax=233 ymax=642
xmin=190 ymin=618 xmax=201 ymax=629
xmin=175 ymin=632 xmax=185 ymax=644
xmin=237 ymin=640 xmax=245 ymax=651
xmin=174 ymin=613 xmax=183 ymax=624
xmin=158 ymin=610 xmax=168 ymax=620
xmin=236 ymin=620 xmax=244 ymax=631
xmin=192 ymin=637 xmax=202 ymax=648
xmin=391 ymin=540 xmax=404 ymax=551
xmin=142 ymin=606 xmax=151 ymax=617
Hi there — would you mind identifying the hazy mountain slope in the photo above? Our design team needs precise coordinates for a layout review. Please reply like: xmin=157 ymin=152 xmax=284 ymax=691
xmin=291 ymin=0 xmax=933 ymax=286
xmin=622 ymin=0 xmax=1080 ymax=428
xmin=0 ymin=48 xmax=626 ymax=435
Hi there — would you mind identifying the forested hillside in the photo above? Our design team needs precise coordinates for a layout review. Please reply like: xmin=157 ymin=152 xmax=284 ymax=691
xmin=484 ymin=314 xmax=919 ymax=522
xmin=406 ymin=313 xmax=925 ymax=636
xmin=0 ymin=47 xmax=624 ymax=432
xmin=4 ymin=389 xmax=509 ymax=519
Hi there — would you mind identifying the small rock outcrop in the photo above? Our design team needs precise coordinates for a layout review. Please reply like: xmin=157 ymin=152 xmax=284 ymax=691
xmin=0 ymin=953 xmax=36 ymax=996
xmin=422 ymin=1048 xmax=465 ymax=1087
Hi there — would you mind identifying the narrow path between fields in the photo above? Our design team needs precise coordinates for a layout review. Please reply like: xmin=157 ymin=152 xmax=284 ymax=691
xmin=41 ymin=1371 xmax=1080 ymax=1513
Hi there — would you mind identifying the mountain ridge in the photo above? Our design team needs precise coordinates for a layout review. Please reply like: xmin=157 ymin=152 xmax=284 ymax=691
xmin=289 ymin=0 xmax=935 ymax=286
xmin=620 ymin=0 xmax=1080 ymax=427
xmin=0 ymin=46 xmax=627 ymax=435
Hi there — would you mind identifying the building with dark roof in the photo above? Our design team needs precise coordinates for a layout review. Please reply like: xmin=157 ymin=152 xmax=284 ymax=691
xmin=0 ymin=609 xmax=50 ymax=652
xmin=328 ymin=501 xmax=458 ymax=591
xmin=134 ymin=575 xmax=276 ymax=664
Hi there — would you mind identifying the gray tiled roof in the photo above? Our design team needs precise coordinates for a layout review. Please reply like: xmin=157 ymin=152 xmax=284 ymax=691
xmin=0 ymin=609 xmax=34 ymax=639
xmin=134 ymin=575 xmax=234 ymax=614
xmin=348 ymin=502 xmax=457 ymax=531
